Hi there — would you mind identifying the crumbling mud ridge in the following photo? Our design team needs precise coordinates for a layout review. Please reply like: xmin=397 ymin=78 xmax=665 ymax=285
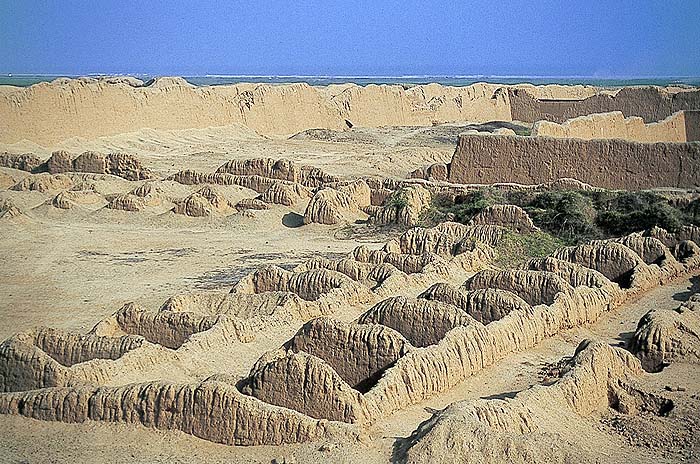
xmin=2 ymin=77 xmax=700 ymax=145
xmin=532 ymin=110 xmax=697 ymax=142
xmin=1 ymin=215 xmax=699 ymax=443
xmin=2 ymin=150 xmax=700 ymax=453
xmin=1 ymin=78 xmax=700 ymax=462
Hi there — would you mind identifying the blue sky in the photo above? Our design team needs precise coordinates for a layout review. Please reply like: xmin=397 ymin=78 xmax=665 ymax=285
xmin=1 ymin=0 xmax=699 ymax=76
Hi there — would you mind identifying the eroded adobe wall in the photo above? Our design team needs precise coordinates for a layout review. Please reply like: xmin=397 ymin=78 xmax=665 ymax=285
xmin=509 ymin=87 xmax=700 ymax=124
xmin=686 ymin=110 xmax=700 ymax=142
xmin=448 ymin=134 xmax=700 ymax=190
xmin=532 ymin=111 xmax=689 ymax=142
xmin=0 ymin=78 xmax=512 ymax=145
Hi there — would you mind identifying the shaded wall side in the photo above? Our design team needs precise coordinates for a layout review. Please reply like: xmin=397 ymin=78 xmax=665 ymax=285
xmin=685 ymin=110 xmax=700 ymax=142
xmin=447 ymin=134 xmax=700 ymax=190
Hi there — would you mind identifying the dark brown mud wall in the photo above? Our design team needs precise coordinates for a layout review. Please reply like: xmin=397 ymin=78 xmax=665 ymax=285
xmin=509 ymin=87 xmax=700 ymax=124
xmin=685 ymin=111 xmax=700 ymax=142
xmin=448 ymin=134 xmax=700 ymax=190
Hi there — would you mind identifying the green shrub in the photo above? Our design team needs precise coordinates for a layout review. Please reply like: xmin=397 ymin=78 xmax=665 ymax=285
xmin=588 ymin=191 xmax=684 ymax=235
xmin=431 ymin=188 xmax=504 ymax=224
xmin=523 ymin=191 xmax=597 ymax=242
xmin=596 ymin=202 xmax=683 ymax=235
xmin=494 ymin=230 xmax=565 ymax=268
xmin=683 ymin=198 xmax=700 ymax=223
xmin=386 ymin=190 xmax=409 ymax=210
xmin=418 ymin=186 xmax=697 ymax=247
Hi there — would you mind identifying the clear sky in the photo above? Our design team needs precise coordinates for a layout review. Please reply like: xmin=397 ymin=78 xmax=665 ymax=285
xmin=1 ymin=0 xmax=699 ymax=76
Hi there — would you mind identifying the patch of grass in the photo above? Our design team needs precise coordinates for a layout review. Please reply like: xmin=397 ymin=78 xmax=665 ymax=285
xmin=493 ymin=230 xmax=565 ymax=268
xmin=431 ymin=188 xmax=699 ymax=247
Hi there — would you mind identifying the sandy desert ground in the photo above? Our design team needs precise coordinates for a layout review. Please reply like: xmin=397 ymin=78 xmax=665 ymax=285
xmin=0 ymin=78 xmax=699 ymax=464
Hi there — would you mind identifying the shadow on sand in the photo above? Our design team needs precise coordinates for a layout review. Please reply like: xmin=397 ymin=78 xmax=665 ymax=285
xmin=672 ymin=275 xmax=700 ymax=302
xmin=282 ymin=212 xmax=304 ymax=228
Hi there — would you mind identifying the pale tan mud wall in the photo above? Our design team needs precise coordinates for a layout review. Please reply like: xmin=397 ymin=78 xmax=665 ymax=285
xmin=511 ymin=83 xmax=606 ymax=100
xmin=509 ymin=86 xmax=700 ymax=123
xmin=532 ymin=110 xmax=690 ymax=142
xmin=326 ymin=82 xmax=511 ymax=128
xmin=0 ymin=78 xmax=343 ymax=145
xmin=0 ymin=78 xmax=512 ymax=145
xmin=448 ymin=134 xmax=700 ymax=190
xmin=5 ymin=77 xmax=699 ymax=146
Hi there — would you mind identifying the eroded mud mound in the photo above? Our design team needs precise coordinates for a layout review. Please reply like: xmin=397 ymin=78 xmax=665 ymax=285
xmin=173 ymin=185 xmax=235 ymax=217
xmin=358 ymin=296 xmax=475 ymax=347
xmin=235 ymin=198 xmax=271 ymax=211
xmin=0 ymin=375 xmax=356 ymax=446
xmin=2 ymin=150 xmax=154 ymax=181
xmin=630 ymin=293 xmax=700 ymax=372
xmin=369 ymin=185 xmax=432 ymax=227
xmin=216 ymin=157 xmax=339 ymax=188
xmin=0 ymin=198 xmax=22 ymax=219
xmin=408 ymin=162 xmax=449 ymax=182
xmin=419 ymin=283 xmax=531 ymax=324
xmin=462 ymin=269 xmax=573 ymax=306
xmin=646 ymin=225 xmax=700 ymax=263
xmin=0 ymin=219 xmax=697 ymax=448
xmin=470 ymin=204 xmax=538 ymax=233
xmin=550 ymin=242 xmax=647 ymax=288
xmin=241 ymin=350 xmax=370 ymax=422
xmin=285 ymin=317 xmax=410 ymax=391
xmin=524 ymin=257 xmax=614 ymax=290
xmin=48 ymin=150 xmax=154 ymax=180
xmin=303 ymin=187 xmax=365 ymax=225
xmin=0 ymin=328 xmax=144 ymax=392
xmin=107 ymin=193 xmax=146 ymax=212
xmin=399 ymin=341 xmax=660 ymax=464
xmin=0 ymin=152 xmax=44 ymax=172
xmin=52 ymin=190 xmax=106 ymax=210
xmin=11 ymin=173 xmax=73 ymax=193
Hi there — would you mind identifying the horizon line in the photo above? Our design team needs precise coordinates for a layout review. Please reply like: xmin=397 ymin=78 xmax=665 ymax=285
xmin=2 ymin=73 xmax=700 ymax=80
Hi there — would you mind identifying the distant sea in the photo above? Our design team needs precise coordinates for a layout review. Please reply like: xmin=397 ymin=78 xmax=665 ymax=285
xmin=1 ymin=74 xmax=700 ymax=88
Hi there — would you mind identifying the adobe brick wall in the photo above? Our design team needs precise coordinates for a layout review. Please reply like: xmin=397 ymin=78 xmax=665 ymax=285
xmin=509 ymin=87 xmax=700 ymax=124
xmin=685 ymin=110 xmax=700 ymax=142
xmin=448 ymin=134 xmax=700 ymax=190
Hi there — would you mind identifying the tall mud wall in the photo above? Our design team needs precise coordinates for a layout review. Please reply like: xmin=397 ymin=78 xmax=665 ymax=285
xmin=0 ymin=78 xmax=511 ymax=145
xmin=4 ymin=77 xmax=700 ymax=149
xmin=686 ymin=110 xmax=700 ymax=142
xmin=448 ymin=134 xmax=700 ymax=190
xmin=532 ymin=111 xmax=692 ymax=142
xmin=509 ymin=86 xmax=700 ymax=123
